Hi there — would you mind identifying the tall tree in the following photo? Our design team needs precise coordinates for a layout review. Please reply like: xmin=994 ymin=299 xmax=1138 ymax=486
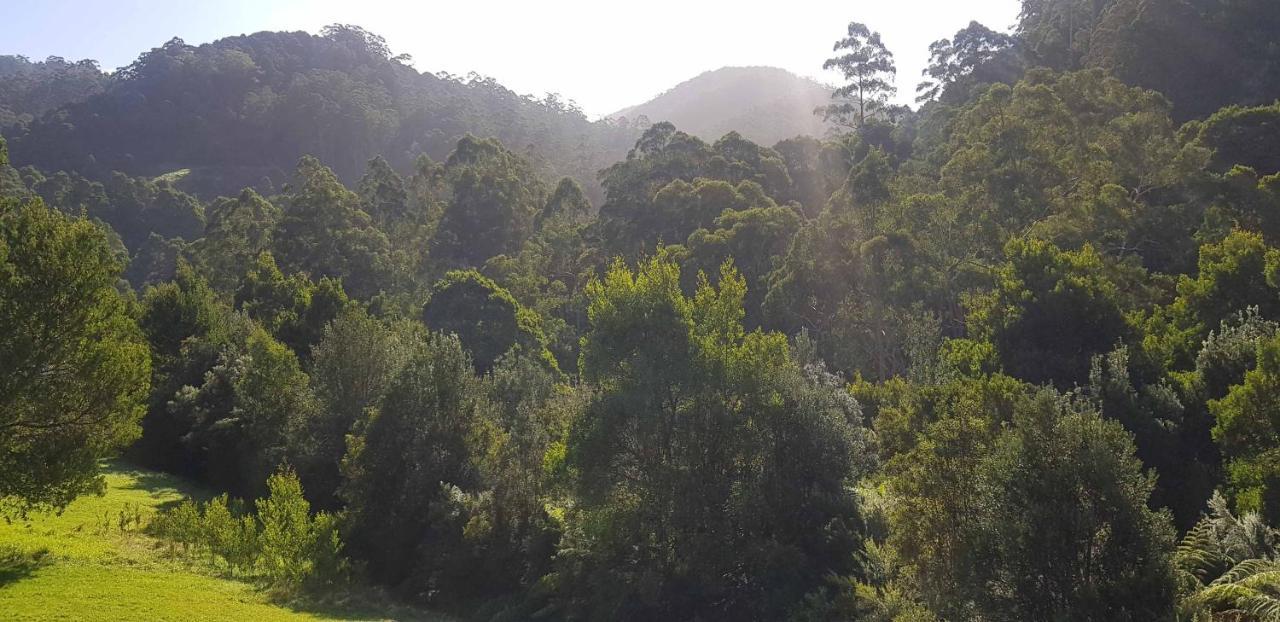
xmin=820 ymin=22 xmax=898 ymax=128
xmin=431 ymin=136 xmax=545 ymax=269
xmin=192 ymin=188 xmax=279 ymax=292
xmin=340 ymin=332 xmax=487 ymax=589
xmin=274 ymin=156 xmax=392 ymax=300
xmin=916 ymin=21 xmax=1019 ymax=104
xmin=293 ymin=307 xmax=419 ymax=508
xmin=557 ymin=254 xmax=872 ymax=620
xmin=0 ymin=198 xmax=150 ymax=515
xmin=356 ymin=155 xmax=408 ymax=227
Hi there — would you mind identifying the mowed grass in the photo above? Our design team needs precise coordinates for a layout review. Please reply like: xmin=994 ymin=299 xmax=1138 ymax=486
xmin=0 ymin=463 xmax=444 ymax=621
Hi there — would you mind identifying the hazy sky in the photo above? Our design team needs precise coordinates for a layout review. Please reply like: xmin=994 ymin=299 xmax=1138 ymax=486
xmin=5 ymin=0 xmax=1022 ymax=118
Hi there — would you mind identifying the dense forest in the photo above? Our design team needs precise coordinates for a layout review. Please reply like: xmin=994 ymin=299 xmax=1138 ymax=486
xmin=4 ymin=1 xmax=1280 ymax=620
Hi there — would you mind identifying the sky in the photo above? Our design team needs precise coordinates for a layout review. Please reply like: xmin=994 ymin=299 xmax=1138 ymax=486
xmin=5 ymin=0 xmax=1022 ymax=118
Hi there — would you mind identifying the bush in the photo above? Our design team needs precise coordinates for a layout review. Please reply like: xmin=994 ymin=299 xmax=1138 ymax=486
xmin=150 ymin=468 xmax=347 ymax=593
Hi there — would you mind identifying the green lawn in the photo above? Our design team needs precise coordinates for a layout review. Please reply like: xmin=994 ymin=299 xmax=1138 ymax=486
xmin=0 ymin=464 xmax=445 ymax=621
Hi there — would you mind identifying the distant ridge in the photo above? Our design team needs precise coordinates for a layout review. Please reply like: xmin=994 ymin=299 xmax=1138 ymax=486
xmin=610 ymin=66 xmax=835 ymax=146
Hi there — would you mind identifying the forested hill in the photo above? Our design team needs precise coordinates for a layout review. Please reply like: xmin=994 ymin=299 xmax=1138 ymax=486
xmin=610 ymin=66 xmax=834 ymax=145
xmin=0 ymin=26 xmax=641 ymax=201
xmin=11 ymin=1 xmax=1280 ymax=620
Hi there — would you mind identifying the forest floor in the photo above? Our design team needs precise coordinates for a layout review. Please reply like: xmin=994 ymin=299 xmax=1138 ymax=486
xmin=0 ymin=463 xmax=451 ymax=621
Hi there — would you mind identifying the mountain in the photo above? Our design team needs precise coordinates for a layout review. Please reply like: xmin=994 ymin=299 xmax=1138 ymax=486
xmin=610 ymin=66 xmax=835 ymax=146
xmin=1 ymin=27 xmax=640 ymax=202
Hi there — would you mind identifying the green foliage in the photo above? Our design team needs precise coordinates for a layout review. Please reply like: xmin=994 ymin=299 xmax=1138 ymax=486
xmin=540 ymin=177 xmax=592 ymax=225
xmin=1145 ymin=231 xmax=1280 ymax=370
xmin=763 ymin=165 xmax=944 ymax=379
xmin=821 ymin=22 xmax=899 ymax=127
xmin=192 ymin=188 xmax=278 ymax=292
xmin=891 ymin=388 xmax=1177 ymax=620
xmin=356 ymin=155 xmax=408 ymax=226
xmin=339 ymin=332 xmax=487 ymax=591
xmin=152 ymin=468 xmax=347 ymax=594
xmin=7 ymin=28 xmax=637 ymax=200
xmin=293 ymin=307 xmax=420 ymax=508
xmin=940 ymin=69 xmax=1188 ymax=268
xmin=13 ymin=10 xmax=1280 ymax=618
xmin=679 ymin=198 xmax=800 ymax=327
xmin=555 ymin=255 xmax=873 ymax=620
xmin=597 ymin=124 xmax=795 ymax=258
xmin=423 ymin=269 xmax=554 ymax=373
xmin=431 ymin=136 xmax=545 ymax=269
xmin=0 ymin=54 xmax=105 ymax=129
xmin=132 ymin=263 xmax=233 ymax=473
xmin=1212 ymin=332 xmax=1280 ymax=522
xmin=0 ymin=198 xmax=150 ymax=515
xmin=274 ymin=156 xmax=392 ymax=300
xmin=1176 ymin=492 xmax=1280 ymax=620
xmin=482 ymin=195 xmax=596 ymax=372
xmin=168 ymin=325 xmax=314 ymax=498
xmin=967 ymin=237 xmax=1132 ymax=387
xmin=23 ymin=169 xmax=206 ymax=270
xmin=1195 ymin=102 xmax=1280 ymax=177
xmin=235 ymin=251 xmax=353 ymax=359
xmin=256 ymin=468 xmax=346 ymax=593
xmin=1075 ymin=0 xmax=1280 ymax=120
xmin=917 ymin=21 xmax=1020 ymax=105
xmin=0 ymin=464 xmax=388 ymax=621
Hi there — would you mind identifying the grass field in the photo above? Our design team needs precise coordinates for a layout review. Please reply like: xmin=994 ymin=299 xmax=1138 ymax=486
xmin=0 ymin=464 xmax=446 ymax=621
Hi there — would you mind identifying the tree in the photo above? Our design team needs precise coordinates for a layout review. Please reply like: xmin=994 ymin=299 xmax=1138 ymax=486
xmin=916 ymin=22 xmax=1019 ymax=104
xmin=293 ymin=308 xmax=419 ymax=508
xmin=431 ymin=136 xmax=545 ymax=269
xmin=966 ymin=238 xmax=1132 ymax=388
xmin=596 ymin=124 xmax=794 ymax=259
xmin=340 ymin=332 xmax=487 ymax=590
xmin=679 ymin=200 xmax=801 ymax=328
xmin=255 ymin=467 xmax=346 ymax=594
xmin=0 ymin=198 xmax=150 ymax=514
xmin=235 ymin=251 xmax=352 ymax=360
xmin=132 ymin=263 xmax=228 ymax=473
xmin=821 ymin=22 xmax=898 ymax=128
xmin=169 ymin=326 xmax=314 ymax=498
xmin=937 ymin=69 xmax=1187 ymax=269
xmin=422 ymin=270 xmax=554 ymax=373
xmin=1144 ymin=230 xmax=1280 ymax=370
xmin=891 ymin=388 xmax=1177 ymax=620
xmin=1175 ymin=492 xmax=1280 ymax=619
xmin=1016 ymin=0 xmax=1113 ymax=70
xmin=1211 ymin=331 xmax=1280 ymax=522
xmin=1082 ymin=0 xmax=1280 ymax=120
xmin=192 ymin=188 xmax=279 ymax=292
xmin=1194 ymin=102 xmax=1280 ymax=178
xmin=274 ymin=156 xmax=392 ymax=300
xmin=539 ymin=177 xmax=592 ymax=225
xmin=356 ymin=155 xmax=408 ymax=227
xmin=556 ymin=255 xmax=872 ymax=620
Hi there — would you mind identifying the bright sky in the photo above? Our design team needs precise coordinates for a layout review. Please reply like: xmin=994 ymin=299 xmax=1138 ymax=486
xmin=4 ymin=0 xmax=1021 ymax=118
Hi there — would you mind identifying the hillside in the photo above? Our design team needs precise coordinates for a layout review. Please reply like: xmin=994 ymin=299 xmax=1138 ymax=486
xmin=0 ymin=463 xmax=446 ymax=622
xmin=610 ymin=66 xmax=834 ymax=146
xmin=1 ymin=27 xmax=639 ymax=201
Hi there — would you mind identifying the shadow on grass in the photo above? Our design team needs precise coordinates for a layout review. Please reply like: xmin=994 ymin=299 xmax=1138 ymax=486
xmin=0 ymin=545 xmax=51 ymax=588
xmin=268 ymin=585 xmax=457 ymax=622
xmin=106 ymin=461 xmax=216 ymax=504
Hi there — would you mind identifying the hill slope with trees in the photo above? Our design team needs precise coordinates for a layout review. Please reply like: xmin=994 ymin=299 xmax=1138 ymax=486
xmin=6 ymin=1 xmax=1280 ymax=619
xmin=0 ymin=26 xmax=640 ymax=202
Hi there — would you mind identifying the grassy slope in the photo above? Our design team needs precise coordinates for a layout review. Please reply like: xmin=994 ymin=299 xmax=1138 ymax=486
xmin=0 ymin=464 xmax=442 ymax=622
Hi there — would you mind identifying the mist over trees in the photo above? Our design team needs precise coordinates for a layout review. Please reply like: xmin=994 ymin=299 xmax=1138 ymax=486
xmin=5 ymin=1 xmax=1280 ymax=619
